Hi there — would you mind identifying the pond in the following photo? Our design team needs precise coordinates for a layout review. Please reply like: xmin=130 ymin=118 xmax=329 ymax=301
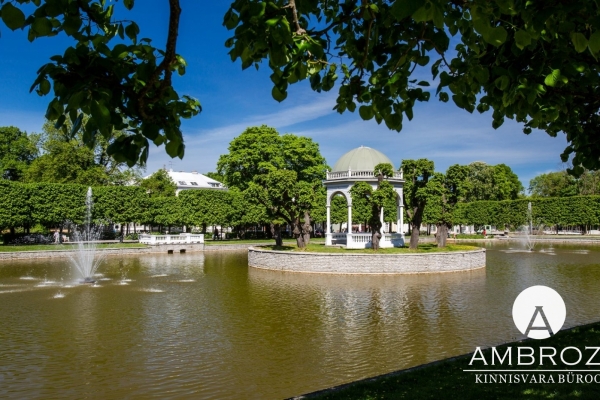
xmin=0 ymin=242 xmax=599 ymax=399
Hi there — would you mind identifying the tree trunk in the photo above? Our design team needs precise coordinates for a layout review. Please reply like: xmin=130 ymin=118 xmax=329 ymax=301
xmin=293 ymin=217 xmax=304 ymax=248
xmin=436 ymin=224 xmax=448 ymax=247
xmin=302 ymin=211 xmax=312 ymax=247
xmin=201 ymin=223 xmax=207 ymax=234
xmin=409 ymin=224 xmax=420 ymax=249
xmin=372 ymin=231 xmax=382 ymax=250
xmin=271 ymin=223 xmax=282 ymax=246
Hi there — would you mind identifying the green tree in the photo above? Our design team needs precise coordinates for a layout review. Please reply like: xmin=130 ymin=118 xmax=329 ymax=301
xmin=25 ymin=120 xmax=139 ymax=186
xmin=529 ymin=171 xmax=579 ymax=197
xmin=579 ymin=170 xmax=600 ymax=196
xmin=139 ymin=169 xmax=177 ymax=198
xmin=349 ymin=163 xmax=396 ymax=250
xmin=0 ymin=127 xmax=39 ymax=181
xmin=217 ymin=126 xmax=327 ymax=247
xmin=225 ymin=0 xmax=600 ymax=174
xmin=423 ymin=167 xmax=468 ymax=247
xmin=179 ymin=189 xmax=232 ymax=234
xmin=204 ymin=171 xmax=225 ymax=183
xmin=460 ymin=162 xmax=523 ymax=202
xmin=0 ymin=0 xmax=200 ymax=166
xmin=227 ymin=187 xmax=269 ymax=237
xmin=529 ymin=169 xmax=600 ymax=197
xmin=402 ymin=159 xmax=435 ymax=249
xmin=0 ymin=181 xmax=32 ymax=233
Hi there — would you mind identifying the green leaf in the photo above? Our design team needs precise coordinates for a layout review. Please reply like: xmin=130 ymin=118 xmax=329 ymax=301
xmin=32 ymin=17 xmax=53 ymax=36
xmin=70 ymin=114 xmax=83 ymax=138
xmin=38 ymin=79 xmax=51 ymax=95
xmin=63 ymin=16 xmax=82 ymax=35
xmin=571 ymin=32 xmax=588 ymax=53
xmin=125 ymin=22 xmax=139 ymax=43
xmin=359 ymin=105 xmax=374 ymax=120
xmin=412 ymin=4 xmax=433 ymax=23
xmin=1 ymin=3 xmax=26 ymax=31
xmin=165 ymin=140 xmax=181 ymax=158
xmin=389 ymin=0 xmax=423 ymax=20
xmin=124 ymin=0 xmax=135 ymax=10
xmin=473 ymin=67 xmax=489 ymax=84
xmin=90 ymin=100 xmax=110 ymax=129
xmin=494 ymin=75 xmax=510 ymax=91
xmin=271 ymin=86 xmax=287 ymax=102
xmin=486 ymin=27 xmax=507 ymax=47
xmin=514 ymin=30 xmax=532 ymax=50
xmin=588 ymin=31 xmax=600 ymax=54
xmin=544 ymin=69 xmax=561 ymax=87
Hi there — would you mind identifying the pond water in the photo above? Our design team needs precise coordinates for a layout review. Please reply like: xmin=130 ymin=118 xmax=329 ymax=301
xmin=1 ymin=242 xmax=600 ymax=399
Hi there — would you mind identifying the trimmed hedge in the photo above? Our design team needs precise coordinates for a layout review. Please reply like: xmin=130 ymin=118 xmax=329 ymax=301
xmin=453 ymin=196 xmax=600 ymax=227
xmin=0 ymin=181 xmax=246 ymax=231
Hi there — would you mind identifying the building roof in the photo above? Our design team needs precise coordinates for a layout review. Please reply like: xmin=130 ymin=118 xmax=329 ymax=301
xmin=331 ymin=146 xmax=395 ymax=172
xmin=146 ymin=169 xmax=226 ymax=191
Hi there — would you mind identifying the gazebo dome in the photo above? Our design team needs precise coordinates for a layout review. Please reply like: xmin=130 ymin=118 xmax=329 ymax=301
xmin=331 ymin=146 xmax=395 ymax=172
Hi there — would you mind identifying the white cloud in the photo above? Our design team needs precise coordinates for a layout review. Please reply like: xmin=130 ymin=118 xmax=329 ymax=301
xmin=146 ymin=93 xmax=339 ymax=173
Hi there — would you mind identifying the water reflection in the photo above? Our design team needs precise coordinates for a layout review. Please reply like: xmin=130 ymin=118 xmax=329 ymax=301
xmin=0 ymin=244 xmax=599 ymax=399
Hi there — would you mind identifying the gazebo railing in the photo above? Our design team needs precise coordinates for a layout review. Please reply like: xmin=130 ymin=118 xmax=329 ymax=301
xmin=326 ymin=169 xmax=403 ymax=180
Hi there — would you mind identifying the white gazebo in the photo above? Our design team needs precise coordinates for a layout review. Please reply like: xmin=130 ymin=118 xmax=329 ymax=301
xmin=324 ymin=146 xmax=405 ymax=249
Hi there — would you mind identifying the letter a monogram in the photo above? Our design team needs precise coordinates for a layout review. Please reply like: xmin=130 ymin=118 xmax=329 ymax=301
xmin=524 ymin=306 xmax=554 ymax=337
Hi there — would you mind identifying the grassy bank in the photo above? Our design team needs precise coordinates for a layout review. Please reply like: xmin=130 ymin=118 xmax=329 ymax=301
xmin=260 ymin=243 xmax=479 ymax=254
xmin=0 ymin=243 xmax=147 ymax=252
xmin=303 ymin=321 xmax=600 ymax=399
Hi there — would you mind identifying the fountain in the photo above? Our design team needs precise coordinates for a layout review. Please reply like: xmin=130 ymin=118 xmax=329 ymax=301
xmin=522 ymin=201 xmax=535 ymax=251
xmin=67 ymin=187 xmax=106 ymax=283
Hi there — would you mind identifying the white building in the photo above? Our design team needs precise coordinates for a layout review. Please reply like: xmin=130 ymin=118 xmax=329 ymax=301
xmin=158 ymin=169 xmax=226 ymax=195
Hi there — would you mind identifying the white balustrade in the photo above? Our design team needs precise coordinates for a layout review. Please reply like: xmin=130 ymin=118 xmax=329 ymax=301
xmin=326 ymin=169 xmax=404 ymax=181
xmin=139 ymin=233 xmax=205 ymax=245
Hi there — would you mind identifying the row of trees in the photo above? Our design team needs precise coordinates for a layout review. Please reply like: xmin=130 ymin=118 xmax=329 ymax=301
xmin=0 ymin=181 xmax=269 ymax=235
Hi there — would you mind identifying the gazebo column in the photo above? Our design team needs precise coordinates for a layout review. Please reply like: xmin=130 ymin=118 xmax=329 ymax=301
xmin=347 ymin=202 xmax=353 ymax=247
xmin=326 ymin=203 xmax=332 ymax=245
xmin=380 ymin=207 xmax=385 ymax=233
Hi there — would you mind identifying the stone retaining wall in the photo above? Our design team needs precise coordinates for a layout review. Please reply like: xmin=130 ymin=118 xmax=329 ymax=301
xmin=0 ymin=244 xmax=205 ymax=261
xmin=248 ymin=247 xmax=486 ymax=274
xmin=203 ymin=243 xmax=258 ymax=251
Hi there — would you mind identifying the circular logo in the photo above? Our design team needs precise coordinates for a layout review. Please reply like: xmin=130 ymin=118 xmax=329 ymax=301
xmin=512 ymin=285 xmax=566 ymax=339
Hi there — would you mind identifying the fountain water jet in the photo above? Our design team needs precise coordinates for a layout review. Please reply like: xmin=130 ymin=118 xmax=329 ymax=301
xmin=522 ymin=201 xmax=535 ymax=252
xmin=67 ymin=187 xmax=106 ymax=283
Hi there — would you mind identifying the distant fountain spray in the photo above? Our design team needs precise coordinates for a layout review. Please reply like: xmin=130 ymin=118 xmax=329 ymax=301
xmin=523 ymin=201 xmax=535 ymax=252
xmin=67 ymin=188 xmax=106 ymax=283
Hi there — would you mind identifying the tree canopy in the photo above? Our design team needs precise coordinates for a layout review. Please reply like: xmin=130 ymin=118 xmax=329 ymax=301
xmin=0 ymin=0 xmax=200 ymax=166
xmin=529 ymin=169 xmax=600 ymax=197
xmin=225 ymin=0 xmax=600 ymax=174
xmin=139 ymin=169 xmax=177 ymax=198
xmin=0 ymin=126 xmax=38 ymax=181
xmin=401 ymin=158 xmax=434 ymax=248
xmin=24 ymin=120 xmax=139 ymax=186
xmin=217 ymin=125 xmax=327 ymax=246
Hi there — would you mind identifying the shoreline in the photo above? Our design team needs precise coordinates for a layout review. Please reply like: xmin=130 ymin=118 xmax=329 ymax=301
xmin=291 ymin=320 xmax=600 ymax=399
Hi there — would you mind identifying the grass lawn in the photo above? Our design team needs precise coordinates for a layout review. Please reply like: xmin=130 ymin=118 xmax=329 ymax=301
xmin=0 ymin=243 xmax=147 ymax=252
xmin=308 ymin=321 xmax=600 ymax=399
xmin=258 ymin=243 xmax=479 ymax=254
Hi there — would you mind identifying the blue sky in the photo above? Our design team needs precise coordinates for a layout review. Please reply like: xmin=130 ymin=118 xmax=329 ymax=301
xmin=0 ymin=1 xmax=569 ymax=189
